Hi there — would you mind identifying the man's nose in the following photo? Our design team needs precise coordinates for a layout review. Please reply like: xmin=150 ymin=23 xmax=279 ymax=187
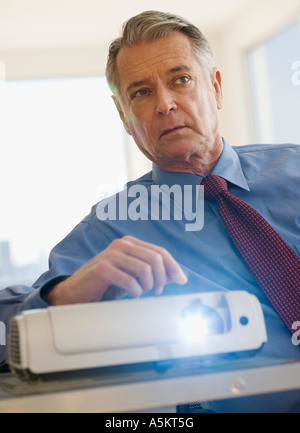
xmin=156 ymin=88 xmax=177 ymax=115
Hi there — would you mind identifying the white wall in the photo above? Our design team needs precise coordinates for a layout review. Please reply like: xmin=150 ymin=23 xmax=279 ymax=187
xmin=210 ymin=0 xmax=300 ymax=146
xmin=0 ymin=44 xmax=106 ymax=80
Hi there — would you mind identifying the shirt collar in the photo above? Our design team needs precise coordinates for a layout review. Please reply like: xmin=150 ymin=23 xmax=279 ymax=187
xmin=152 ymin=138 xmax=250 ymax=191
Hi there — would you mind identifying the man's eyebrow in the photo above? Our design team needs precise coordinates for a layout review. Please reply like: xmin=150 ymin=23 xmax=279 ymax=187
xmin=125 ymin=65 xmax=192 ymax=95
xmin=126 ymin=79 xmax=150 ymax=95
xmin=168 ymin=65 xmax=192 ymax=74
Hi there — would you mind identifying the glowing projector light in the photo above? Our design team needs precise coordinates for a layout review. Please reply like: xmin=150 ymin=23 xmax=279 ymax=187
xmin=182 ymin=315 xmax=208 ymax=342
xmin=181 ymin=299 xmax=225 ymax=343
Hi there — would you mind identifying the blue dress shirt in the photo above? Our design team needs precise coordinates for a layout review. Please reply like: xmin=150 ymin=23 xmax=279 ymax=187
xmin=0 ymin=139 xmax=300 ymax=412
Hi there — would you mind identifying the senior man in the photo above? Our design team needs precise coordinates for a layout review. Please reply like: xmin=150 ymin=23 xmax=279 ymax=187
xmin=1 ymin=11 xmax=300 ymax=412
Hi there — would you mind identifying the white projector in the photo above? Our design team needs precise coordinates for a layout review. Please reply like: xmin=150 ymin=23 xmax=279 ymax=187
xmin=8 ymin=291 xmax=267 ymax=380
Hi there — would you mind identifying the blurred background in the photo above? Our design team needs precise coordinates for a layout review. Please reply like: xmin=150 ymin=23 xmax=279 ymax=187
xmin=0 ymin=0 xmax=299 ymax=288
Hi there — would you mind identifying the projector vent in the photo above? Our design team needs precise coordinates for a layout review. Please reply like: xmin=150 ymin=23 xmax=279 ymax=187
xmin=8 ymin=319 xmax=22 ymax=366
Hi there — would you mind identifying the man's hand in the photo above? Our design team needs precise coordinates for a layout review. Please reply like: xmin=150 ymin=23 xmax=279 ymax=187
xmin=43 ymin=236 xmax=188 ymax=305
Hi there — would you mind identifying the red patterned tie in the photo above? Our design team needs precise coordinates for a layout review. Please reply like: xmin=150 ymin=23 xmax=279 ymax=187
xmin=201 ymin=175 xmax=300 ymax=333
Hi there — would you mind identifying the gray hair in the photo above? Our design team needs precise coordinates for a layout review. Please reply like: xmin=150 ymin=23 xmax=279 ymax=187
xmin=106 ymin=10 xmax=215 ymax=94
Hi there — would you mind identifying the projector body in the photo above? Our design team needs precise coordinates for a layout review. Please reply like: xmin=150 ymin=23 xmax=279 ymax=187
xmin=8 ymin=291 xmax=267 ymax=380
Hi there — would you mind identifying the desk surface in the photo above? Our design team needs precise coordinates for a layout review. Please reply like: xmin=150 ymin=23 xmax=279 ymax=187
xmin=1 ymin=356 xmax=300 ymax=413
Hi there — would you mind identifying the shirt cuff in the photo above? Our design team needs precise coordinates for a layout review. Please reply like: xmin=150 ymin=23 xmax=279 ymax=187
xmin=22 ymin=276 xmax=70 ymax=310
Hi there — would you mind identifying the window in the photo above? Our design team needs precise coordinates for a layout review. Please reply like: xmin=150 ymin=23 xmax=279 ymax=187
xmin=247 ymin=23 xmax=300 ymax=144
xmin=0 ymin=76 xmax=127 ymax=288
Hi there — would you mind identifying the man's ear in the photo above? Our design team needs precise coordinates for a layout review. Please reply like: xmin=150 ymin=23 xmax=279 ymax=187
xmin=112 ymin=95 xmax=131 ymax=135
xmin=211 ymin=68 xmax=223 ymax=110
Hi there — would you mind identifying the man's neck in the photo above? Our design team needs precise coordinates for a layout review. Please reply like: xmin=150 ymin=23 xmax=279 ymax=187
xmin=154 ymin=136 xmax=224 ymax=177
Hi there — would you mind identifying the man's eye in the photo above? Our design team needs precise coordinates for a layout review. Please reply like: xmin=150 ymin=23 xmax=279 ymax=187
xmin=175 ymin=76 xmax=189 ymax=84
xmin=132 ymin=89 xmax=148 ymax=99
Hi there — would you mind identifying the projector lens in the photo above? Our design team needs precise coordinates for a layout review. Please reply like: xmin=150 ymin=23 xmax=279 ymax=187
xmin=181 ymin=299 xmax=224 ymax=342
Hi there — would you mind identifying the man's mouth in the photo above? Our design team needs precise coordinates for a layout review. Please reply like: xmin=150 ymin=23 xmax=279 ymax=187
xmin=160 ymin=126 xmax=185 ymax=138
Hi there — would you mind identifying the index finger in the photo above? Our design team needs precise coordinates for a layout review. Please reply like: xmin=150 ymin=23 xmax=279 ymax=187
xmin=122 ymin=236 xmax=188 ymax=287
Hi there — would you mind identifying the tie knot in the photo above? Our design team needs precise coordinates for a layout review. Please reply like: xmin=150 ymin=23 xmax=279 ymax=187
xmin=201 ymin=175 xmax=228 ymax=200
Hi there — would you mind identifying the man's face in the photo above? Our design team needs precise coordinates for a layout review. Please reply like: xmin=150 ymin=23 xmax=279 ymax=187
xmin=114 ymin=32 xmax=223 ymax=173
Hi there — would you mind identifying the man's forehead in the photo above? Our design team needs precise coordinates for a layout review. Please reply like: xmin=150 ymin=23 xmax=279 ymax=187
xmin=115 ymin=34 xmax=199 ymax=92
